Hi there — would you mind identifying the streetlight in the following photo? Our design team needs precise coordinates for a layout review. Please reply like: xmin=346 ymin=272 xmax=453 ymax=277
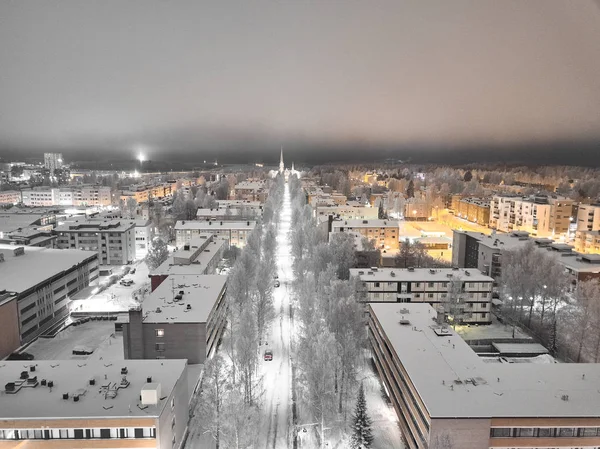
xmin=138 ymin=153 xmax=145 ymax=172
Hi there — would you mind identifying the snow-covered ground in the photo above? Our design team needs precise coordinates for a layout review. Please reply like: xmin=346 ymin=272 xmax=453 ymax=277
xmin=260 ymin=181 xmax=294 ymax=449
xmin=26 ymin=321 xmax=123 ymax=361
xmin=70 ymin=260 xmax=151 ymax=314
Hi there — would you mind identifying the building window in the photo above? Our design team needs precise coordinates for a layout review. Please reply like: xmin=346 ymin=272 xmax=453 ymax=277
xmin=155 ymin=343 xmax=165 ymax=352
xmin=427 ymin=293 xmax=434 ymax=299
xmin=73 ymin=429 xmax=84 ymax=439
xmin=156 ymin=329 xmax=165 ymax=337
xmin=134 ymin=428 xmax=144 ymax=438
xmin=558 ymin=428 xmax=574 ymax=437
xmin=414 ymin=282 xmax=420 ymax=287
xmin=428 ymin=282 xmax=434 ymax=287
xmin=490 ymin=428 xmax=511 ymax=438
xmin=100 ymin=429 xmax=111 ymax=439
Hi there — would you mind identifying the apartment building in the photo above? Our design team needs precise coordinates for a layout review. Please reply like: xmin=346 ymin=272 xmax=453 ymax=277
xmin=490 ymin=195 xmax=572 ymax=237
xmin=0 ymin=244 xmax=99 ymax=356
xmin=331 ymin=219 xmax=400 ymax=251
xmin=20 ymin=186 xmax=112 ymax=207
xmin=232 ymin=180 xmax=268 ymax=202
xmin=120 ymin=184 xmax=174 ymax=204
xmin=453 ymin=230 xmax=600 ymax=286
xmin=315 ymin=204 xmax=378 ymax=221
xmin=54 ymin=220 xmax=136 ymax=265
xmin=149 ymin=234 xmax=227 ymax=291
xmin=457 ymin=198 xmax=490 ymax=226
xmin=0 ymin=359 xmax=189 ymax=449
xmin=0 ymin=228 xmax=56 ymax=248
xmin=123 ymin=274 xmax=227 ymax=364
xmin=134 ymin=219 xmax=153 ymax=260
xmin=574 ymin=230 xmax=600 ymax=255
xmin=21 ymin=188 xmax=59 ymax=207
xmin=548 ymin=197 xmax=574 ymax=235
xmin=576 ymin=204 xmax=600 ymax=232
xmin=369 ymin=302 xmax=600 ymax=449
xmin=351 ymin=267 xmax=493 ymax=324
xmin=43 ymin=152 xmax=63 ymax=175
xmin=404 ymin=198 xmax=430 ymax=221
xmin=174 ymin=220 xmax=255 ymax=249
xmin=0 ymin=191 xmax=21 ymax=205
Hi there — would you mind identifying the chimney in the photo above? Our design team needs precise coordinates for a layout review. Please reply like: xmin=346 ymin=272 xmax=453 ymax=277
xmin=436 ymin=307 xmax=445 ymax=326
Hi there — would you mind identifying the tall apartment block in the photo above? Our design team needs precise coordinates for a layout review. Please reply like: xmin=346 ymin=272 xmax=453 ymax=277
xmin=0 ymin=244 xmax=99 ymax=357
xmin=123 ymin=274 xmax=227 ymax=364
xmin=54 ymin=220 xmax=136 ymax=265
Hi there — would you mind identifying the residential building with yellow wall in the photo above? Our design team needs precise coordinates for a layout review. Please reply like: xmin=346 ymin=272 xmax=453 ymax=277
xmin=331 ymin=219 xmax=399 ymax=251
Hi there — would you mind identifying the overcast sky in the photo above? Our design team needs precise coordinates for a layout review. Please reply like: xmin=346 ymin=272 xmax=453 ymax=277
xmin=1 ymin=1 xmax=600 ymax=163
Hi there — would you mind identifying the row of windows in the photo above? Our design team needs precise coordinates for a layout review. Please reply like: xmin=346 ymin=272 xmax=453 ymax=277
xmin=0 ymin=427 xmax=155 ymax=440
xmin=21 ymin=313 xmax=37 ymax=327
xmin=21 ymin=303 xmax=36 ymax=314
xmin=491 ymin=427 xmax=600 ymax=438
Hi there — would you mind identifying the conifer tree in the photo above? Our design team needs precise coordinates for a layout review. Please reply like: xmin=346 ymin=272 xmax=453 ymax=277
xmin=350 ymin=383 xmax=374 ymax=449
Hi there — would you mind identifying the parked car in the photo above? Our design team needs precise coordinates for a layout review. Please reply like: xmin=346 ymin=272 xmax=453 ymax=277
xmin=72 ymin=346 xmax=94 ymax=355
xmin=130 ymin=268 xmax=136 ymax=274
xmin=264 ymin=349 xmax=273 ymax=361
xmin=7 ymin=352 xmax=34 ymax=361
xmin=274 ymin=280 xmax=280 ymax=288
xmin=120 ymin=279 xmax=134 ymax=286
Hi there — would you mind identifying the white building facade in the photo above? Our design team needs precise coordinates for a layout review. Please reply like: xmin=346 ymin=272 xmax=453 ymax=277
xmin=350 ymin=267 xmax=493 ymax=324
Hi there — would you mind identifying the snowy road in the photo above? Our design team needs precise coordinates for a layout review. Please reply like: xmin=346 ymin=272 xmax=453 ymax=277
xmin=260 ymin=181 xmax=293 ymax=449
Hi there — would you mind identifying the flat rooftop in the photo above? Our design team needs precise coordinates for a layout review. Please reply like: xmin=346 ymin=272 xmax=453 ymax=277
xmin=55 ymin=219 xmax=136 ymax=233
xmin=371 ymin=303 xmax=600 ymax=418
xmin=142 ymin=274 xmax=226 ymax=323
xmin=0 ymin=214 xmax=44 ymax=234
xmin=216 ymin=200 xmax=262 ymax=208
xmin=332 ymin=219 xmax=400 ymax=228
xmin=0 ymin=244 xmax=97 ymax=294
xmin=0 ymin=359 xmax=187 ymax=419
xmin=175 ymin=220 xmax=256 ymax=231
xmin=351 ymin=267 xmax=492 ymax=283
xmin=460 ymin=231 xmax=534 ymax=251
xmin=152 ymin=236 xmax=226 ymax=276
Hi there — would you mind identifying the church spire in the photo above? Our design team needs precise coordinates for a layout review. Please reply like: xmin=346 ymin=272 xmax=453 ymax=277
xmin=279 ymin=146 xmax=284 ymax=174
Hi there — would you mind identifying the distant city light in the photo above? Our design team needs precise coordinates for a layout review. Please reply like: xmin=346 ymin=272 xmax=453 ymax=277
xmin=138 ymin=153 xmax=145 ymax=163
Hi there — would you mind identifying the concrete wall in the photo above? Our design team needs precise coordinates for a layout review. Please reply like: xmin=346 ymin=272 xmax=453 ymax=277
xmin=157 ymin=365 xmax=189 ymax=449
xmin=0 ymin=298 xmax=20 ymax=359
xmin=124 ymin=318 xmax=207 ymax=365
xmin=429 ymin=418 xmax=491 ymax=449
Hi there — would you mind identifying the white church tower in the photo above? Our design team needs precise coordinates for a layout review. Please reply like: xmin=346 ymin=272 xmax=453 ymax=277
xmin=279 ymin=147 xmax=285 ymax=174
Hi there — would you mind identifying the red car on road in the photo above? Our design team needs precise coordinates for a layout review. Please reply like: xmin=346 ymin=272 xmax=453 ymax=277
xmin=264 ymin=349 xmax=273 ymax=361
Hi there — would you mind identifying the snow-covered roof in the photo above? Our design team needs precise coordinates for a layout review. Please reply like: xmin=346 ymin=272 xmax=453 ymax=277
xmin=142 ymin=274 xmax=226 ymax=324
xmin=350 ymin=267 xmax=493 ymax=283
xmin=331 ymin=219 xmax=400 ymax=229
xmin=0 ymin=359 xmax=187 ymax=419
xmin=492 ymin=342 xmax=548 ymax=356
xmin=174 ymin=220 xmax=256 ymax=231
xmin=0 ymin=244 xmax=97 ymax=295
xmin=55 ymin=219 xmax=136 ymax=233
xmin=152 ymin=236 xmax=227 ymax=276
xmin=370 ymin=303 xmax=600 ymax=418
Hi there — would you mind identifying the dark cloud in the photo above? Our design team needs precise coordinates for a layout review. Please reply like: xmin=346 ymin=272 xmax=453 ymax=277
xmin=1 ymin=1 xmax=600 ymax=164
